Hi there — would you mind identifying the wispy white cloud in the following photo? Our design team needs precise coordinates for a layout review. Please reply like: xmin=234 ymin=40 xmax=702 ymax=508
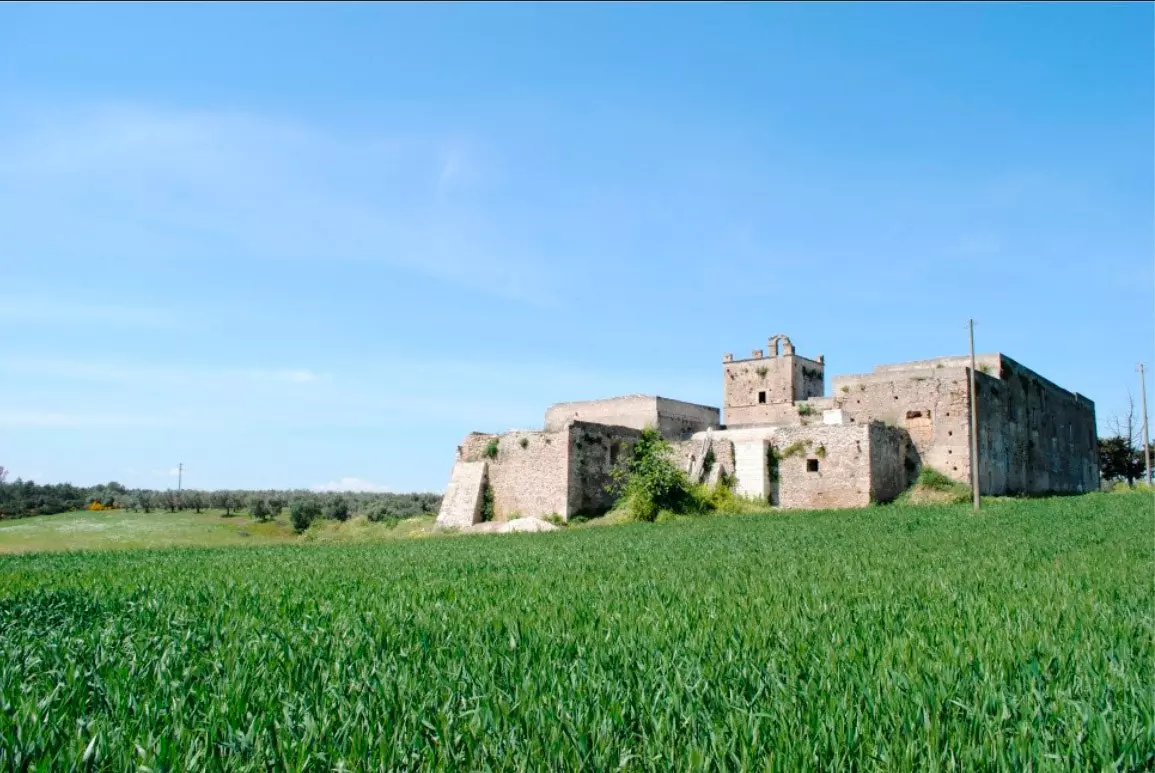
xmin=311 ymin=477 xmax=390 ymax=493
xmin=0 ymin=104 xmax=558 ymax=307
xmin=0 ymin=359 xmax=330 ymax=388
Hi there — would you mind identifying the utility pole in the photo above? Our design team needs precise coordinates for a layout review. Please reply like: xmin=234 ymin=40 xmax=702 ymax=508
xmin=177 ymin=462 xmax=183 ymax=493
xmin=1140 ymin=364 xmax=1152 ymax=486
xmin=968 ymin=319 xmax=981 ymax=511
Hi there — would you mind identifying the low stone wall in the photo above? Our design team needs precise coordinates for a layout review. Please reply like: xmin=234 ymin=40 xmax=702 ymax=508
xmin=460 ymin=430 xmax=569 ymax=521
xmin=772 ymin=424 xmax=875 ymax=510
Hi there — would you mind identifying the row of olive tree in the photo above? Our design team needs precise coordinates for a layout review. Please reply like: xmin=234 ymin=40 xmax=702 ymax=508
xmin=0 ymin=480 xmax=440 ymax=522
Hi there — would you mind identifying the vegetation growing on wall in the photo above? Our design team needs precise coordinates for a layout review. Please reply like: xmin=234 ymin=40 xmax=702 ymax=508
xmin=483 ymin=438 xmax=500 ymax=460
xmin=701 ymin=448 xmax=716 ymax=478
xmin=755 ymin=366 xmax=769 ymax=378
xmin=778 ymin=440 xmax=811 ymax=460
xmin=480 ymin=484 xmax=495 ymax=522
xmin=797 ymin=404 xmax=814 ymax=416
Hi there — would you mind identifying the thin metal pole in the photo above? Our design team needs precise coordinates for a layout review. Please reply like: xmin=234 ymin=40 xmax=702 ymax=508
xmin=178 ymin=462 xmax=183 ymax=493
xmin=969 ymin=320 xmax=981 ymax=511
xmin=1140 ymin=364 xmax=1152 ymax=486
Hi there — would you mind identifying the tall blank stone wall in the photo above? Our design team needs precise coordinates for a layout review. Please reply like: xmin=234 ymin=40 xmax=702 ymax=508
xmin=974 ymin=357 xmax=1098 ymax=495
xmin=733 ymin=439 xmax=771 ymax=501
xmin=654 ymin=397 xmax=721 ymax=439
xmin=869 ymin=423 xmax=910 ymax=503
xmin=831 ymin=354 xmax=1098 ymax=496
xmin=544 ymin=396 xmax=718 ymax=440
xmin=544 ymin=395 xmax=658 ymax=434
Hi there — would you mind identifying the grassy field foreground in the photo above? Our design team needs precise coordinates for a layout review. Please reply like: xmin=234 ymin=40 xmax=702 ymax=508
xmin=0 ymin=493 xmax=1151 ymax=770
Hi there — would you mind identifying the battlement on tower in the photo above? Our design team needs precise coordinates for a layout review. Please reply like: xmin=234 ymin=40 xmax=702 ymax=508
xmin=722 ymin=334 xmax=825 ymax=426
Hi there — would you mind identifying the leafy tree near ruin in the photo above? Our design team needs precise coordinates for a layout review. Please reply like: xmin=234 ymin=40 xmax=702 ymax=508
xmin=1100 ymin=394 xmax=1153 ymax=487
xmin=609 ymin=427 xmax=699 ymax=522
xmin=1099 ymin=436 xmax=1150 ymax=486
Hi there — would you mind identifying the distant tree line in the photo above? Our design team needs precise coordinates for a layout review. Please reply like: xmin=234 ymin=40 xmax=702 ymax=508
xmin=0 ymin=477 xmax=441 ymax=525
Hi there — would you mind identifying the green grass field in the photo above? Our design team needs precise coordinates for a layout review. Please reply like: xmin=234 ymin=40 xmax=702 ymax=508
xmin=0 ymin=508 xmax=434 ymax=555
xmin=0 ymin=493 xmax=1151 ymax=770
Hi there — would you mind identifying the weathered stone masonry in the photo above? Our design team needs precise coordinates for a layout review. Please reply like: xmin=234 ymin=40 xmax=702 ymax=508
xmin=436 ymin=334 xmax=1098 ymax=528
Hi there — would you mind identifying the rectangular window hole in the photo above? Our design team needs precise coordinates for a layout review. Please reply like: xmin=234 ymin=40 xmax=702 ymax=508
xmin=758 ymin=391 xmax=766 ymax=404
xmin=806 ymin=459 xmax=819 ymax=472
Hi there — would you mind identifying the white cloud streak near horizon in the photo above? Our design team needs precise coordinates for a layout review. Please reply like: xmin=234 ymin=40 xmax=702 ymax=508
xmin=311 ymin=477 xmax=390 ymax=493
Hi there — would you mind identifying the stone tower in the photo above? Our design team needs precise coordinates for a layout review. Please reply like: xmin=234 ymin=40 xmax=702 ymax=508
xmin=722 ymin=334 xmax=825 ymax=426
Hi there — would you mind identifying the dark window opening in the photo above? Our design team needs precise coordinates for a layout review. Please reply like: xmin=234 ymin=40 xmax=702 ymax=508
xmin=609 ymin=443 xmax=620 ymax=466
xmin=758 ymin=391 xmax=766 ymax=404
xmin=906 ymin=410 xmax=923 ymax=419
xmin=806 ymin=459 xmax=819 ymax=472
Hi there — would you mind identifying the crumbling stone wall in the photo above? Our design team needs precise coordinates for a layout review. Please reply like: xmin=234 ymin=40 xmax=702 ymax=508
xmin=831 ymin=366 xmax=973 ymax=483
xmin=566 ymin=422 xmax=642 ymax=516
xmin=772 ymin=425 xmax=877 ymax=509
xmin=458 ymin=422 xmax=643 ymax=521
xmin=672 ymin=433 xmax=737 ymax=485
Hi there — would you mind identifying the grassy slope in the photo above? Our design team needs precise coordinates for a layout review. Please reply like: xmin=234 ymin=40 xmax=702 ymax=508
xmin=0 ymin=509 xmax=435 ymax=555
xmin=0 ymin=492 xmax=1151 ymax=769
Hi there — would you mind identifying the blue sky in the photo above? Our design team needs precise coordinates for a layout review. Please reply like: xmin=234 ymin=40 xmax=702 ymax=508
xmin=1 ymin=3 xmax=1151 ymax=492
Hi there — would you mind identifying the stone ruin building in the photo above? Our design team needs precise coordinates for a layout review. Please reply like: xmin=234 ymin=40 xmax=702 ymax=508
xmin=436 ymin=334 xmax=1099 ymax=528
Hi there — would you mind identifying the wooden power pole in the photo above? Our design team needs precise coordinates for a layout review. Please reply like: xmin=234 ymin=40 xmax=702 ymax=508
xmin=1140 ymin=364 xmax=1152 ymax=486
xmin=968 ymin=320 xmax=981 ymax=511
